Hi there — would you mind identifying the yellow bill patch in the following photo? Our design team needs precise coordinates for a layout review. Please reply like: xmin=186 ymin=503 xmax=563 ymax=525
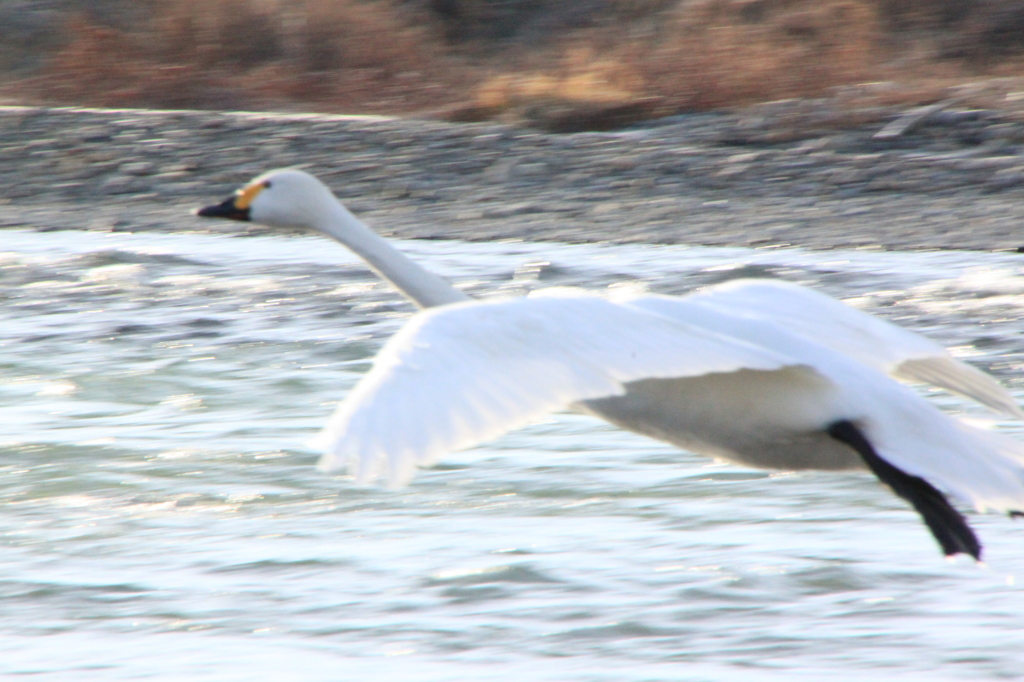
xmin=234 ymin=182 xmax=267 ymax=210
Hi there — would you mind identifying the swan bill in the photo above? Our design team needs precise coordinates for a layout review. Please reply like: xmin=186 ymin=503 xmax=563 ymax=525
xmin=827 ymin=419 xmax=982 ymax=560
xmin=196 ymin=196 xmax=251 ymax=222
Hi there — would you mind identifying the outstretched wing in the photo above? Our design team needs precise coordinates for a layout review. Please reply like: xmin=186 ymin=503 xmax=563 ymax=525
xmin=673 ymin=279 xmax=1023 ymax=419
xmin=616 ymin=287 xmax=1024 ymax=514
xmin=314 ymin=294 xmax=811 ymax=486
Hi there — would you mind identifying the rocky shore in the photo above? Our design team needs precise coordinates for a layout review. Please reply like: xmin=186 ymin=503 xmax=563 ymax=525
xmin=2 ymin=103 xmax=1024 ymax=252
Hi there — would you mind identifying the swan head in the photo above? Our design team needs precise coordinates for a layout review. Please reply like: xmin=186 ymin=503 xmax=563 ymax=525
xmin=196 ymin=169 xmax=338 ymax=229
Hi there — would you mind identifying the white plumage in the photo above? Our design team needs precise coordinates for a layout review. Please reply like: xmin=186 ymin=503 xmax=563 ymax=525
xmin=670 ymin=279 xmax=1023 ymax=418
xmin=312 ymin=293 xmax=801 ymax=486
xmin=198 ymin=168 xmax=1024 ymax=559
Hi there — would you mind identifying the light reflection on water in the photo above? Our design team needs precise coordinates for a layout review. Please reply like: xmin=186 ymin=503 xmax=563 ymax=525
xmin=2 ymin=228 xmax=1024 ymax=681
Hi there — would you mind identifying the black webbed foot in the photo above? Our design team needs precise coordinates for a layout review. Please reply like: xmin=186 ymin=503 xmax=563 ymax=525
xmin=827 ymin=419 xmax=981 ymax=560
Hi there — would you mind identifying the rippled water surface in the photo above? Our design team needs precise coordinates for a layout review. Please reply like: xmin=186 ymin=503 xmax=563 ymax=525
xmin=3 ymin=228 xmax=1024 ymax=681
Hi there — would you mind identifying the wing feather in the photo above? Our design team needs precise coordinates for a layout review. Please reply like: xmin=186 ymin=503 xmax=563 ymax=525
xmin=894 ymin=357 xmax=1024 ymax=419
xmin=660 ymin=279 xmax=1022 ymax=418
xmin=314 ymin=294 xmax=805 ymax=485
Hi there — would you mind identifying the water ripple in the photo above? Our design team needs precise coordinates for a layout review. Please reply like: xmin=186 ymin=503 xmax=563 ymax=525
xmin=2 ymin=228 xmax=1024 ymax=680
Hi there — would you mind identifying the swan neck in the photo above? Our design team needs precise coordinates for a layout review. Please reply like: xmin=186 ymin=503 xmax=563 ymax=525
xmin=313 ymin=201 xmax=469 ymax=309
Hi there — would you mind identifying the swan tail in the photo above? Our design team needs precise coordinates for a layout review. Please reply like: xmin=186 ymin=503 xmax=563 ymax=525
xmin=828 ymin=419 xmax=982 ymax=560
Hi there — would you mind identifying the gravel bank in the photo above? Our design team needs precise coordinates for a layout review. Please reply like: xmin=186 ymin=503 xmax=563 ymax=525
xmin=2 ymin=104 xmax=1024 ymax=252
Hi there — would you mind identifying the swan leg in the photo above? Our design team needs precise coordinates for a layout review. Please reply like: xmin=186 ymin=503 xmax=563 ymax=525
xmin=826 ymin=420 xmax=982 ymax=560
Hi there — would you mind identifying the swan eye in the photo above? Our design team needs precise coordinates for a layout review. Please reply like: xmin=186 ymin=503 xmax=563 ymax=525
xmin=263 ymin=181 xmax=272 ymax=189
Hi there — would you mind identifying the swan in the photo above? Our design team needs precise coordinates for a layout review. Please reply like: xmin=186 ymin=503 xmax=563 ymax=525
xmin=198 ymin=168 xmax=1024 ymax=560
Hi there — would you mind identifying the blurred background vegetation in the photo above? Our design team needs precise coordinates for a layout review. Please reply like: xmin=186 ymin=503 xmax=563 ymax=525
xmin=3 ymin=0 xmax=1024 ymax=128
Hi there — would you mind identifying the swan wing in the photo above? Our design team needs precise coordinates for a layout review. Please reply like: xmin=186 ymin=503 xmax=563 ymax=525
xmin=863 ymin=388 xmax=1024 ymax=514
xmin=621 ymin=290 xmax=1024 ymax=513
xmin=890 ymin=357 xmax=1023 ymax=419
xmin=314 ymin=294 xmax=812 ymax=486
xmin=676 ymin=279 xmax=1022 ymax=418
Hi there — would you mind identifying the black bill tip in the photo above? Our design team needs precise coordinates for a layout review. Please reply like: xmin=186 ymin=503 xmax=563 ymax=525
xmin=196 ymin=196 xmax=250 ymax=221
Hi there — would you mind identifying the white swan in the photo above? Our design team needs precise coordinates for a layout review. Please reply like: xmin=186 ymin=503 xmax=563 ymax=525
xmin=198 ymin=168 xmax=1024 ymax=560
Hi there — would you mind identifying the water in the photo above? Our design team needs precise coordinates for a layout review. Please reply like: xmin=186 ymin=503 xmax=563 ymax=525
xmin=2 ymin=228 xmax=1024 ymax=681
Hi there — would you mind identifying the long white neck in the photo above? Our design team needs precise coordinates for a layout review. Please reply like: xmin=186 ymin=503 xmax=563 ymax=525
xmin=311 ymin=199 xmax=471 ymax=309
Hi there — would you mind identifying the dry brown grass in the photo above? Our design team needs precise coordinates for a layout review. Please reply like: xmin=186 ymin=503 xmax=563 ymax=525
xmin=469 ymin=1 xmax=882 ymax=114
xmin=642 ymin=0 xmax=881 ymax=109
xmin=19 ymin=0 xmax=475 ymax=113
xmin=456 ymin=0 xmax=1024 ymax=129
xmin=9 ymin=0 xmax=1024 ymax=128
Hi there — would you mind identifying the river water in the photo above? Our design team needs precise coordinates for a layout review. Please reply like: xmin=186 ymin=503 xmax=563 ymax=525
xmin=2 ymin=228 xmax=1024 ymax=681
